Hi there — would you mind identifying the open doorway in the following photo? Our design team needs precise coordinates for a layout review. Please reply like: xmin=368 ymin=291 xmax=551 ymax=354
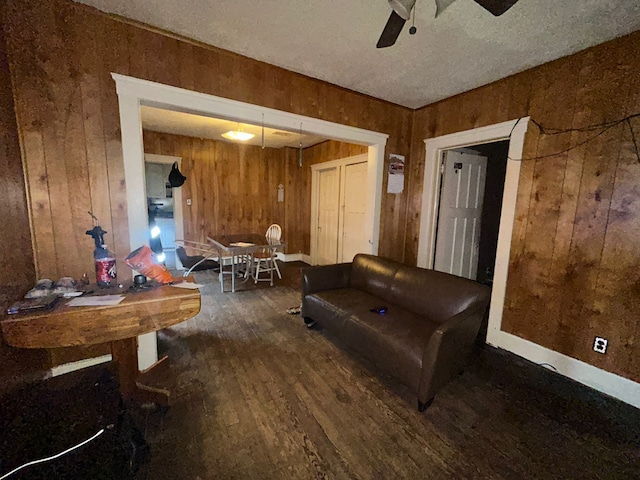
xmin=417 ymin=118 xmax=530 ymax=350
xmin=432 ymin=141 xmax=509 ymax=286
xmin=143 ymin=153 xmax=184 ymax=270
xmin=112 ymin=73 xmax=389 ymax=370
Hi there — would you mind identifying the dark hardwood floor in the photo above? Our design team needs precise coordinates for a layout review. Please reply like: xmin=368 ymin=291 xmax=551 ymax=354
xmin=134 ymin=262 xmax=640 ymax=479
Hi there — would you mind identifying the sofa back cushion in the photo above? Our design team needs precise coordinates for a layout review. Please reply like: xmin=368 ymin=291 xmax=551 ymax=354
xmin=350 ymin=254 xmax=490 ymax=322
xmin=350 ymin=254 xmax=400 ymax=300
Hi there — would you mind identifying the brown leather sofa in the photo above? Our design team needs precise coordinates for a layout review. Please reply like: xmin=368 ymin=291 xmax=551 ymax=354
xmin=301 ymin=254 xmax=491 ymax=411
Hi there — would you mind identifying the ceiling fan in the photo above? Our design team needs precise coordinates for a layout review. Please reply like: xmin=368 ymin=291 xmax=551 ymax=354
xmin=377 ymin=0 xmax=520 ymax=48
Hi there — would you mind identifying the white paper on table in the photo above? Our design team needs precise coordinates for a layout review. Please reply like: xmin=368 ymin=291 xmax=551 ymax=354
xmin=230 ymin=242 xmax=255 ymax=247
xmin=387 ymin=172 xmax=404 ymax=194
xmin=62 ymin=291 xmax=84 ymax=298
xmin=67 ymin=295 xmax=125 ymax=307
xmin=171 ymin=282 xmax=204 ymax=290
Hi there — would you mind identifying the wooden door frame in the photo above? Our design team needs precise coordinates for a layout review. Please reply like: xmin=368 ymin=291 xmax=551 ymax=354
xmin=112 ymin=74 xmax=388 ymax=370
xmin=310 ymin=154 xmax=367 ymax=265
xmin=417 ymin=118 xmax=530 ymax=346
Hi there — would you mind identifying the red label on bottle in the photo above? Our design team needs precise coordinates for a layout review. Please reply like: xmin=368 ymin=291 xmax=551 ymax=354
xmin=96 ymin=257 xmax=117 ymax=285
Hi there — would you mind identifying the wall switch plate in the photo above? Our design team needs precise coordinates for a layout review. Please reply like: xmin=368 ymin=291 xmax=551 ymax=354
xmin=186 ymin=199 xmax=192 ymax=206
xmin=593 ymin=337 xmax=608 ymax=354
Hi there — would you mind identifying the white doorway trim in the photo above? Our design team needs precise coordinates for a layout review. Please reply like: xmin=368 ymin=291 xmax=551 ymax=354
xmin=112 ymin=73 xmax=388 ymax=370
xmin=418 ymin=118 xmax=529 ymax=342
xmin=310 ymin=153 xmax=367 ymax=265
xmin=416 ymin=117 xmax=640 ymax=409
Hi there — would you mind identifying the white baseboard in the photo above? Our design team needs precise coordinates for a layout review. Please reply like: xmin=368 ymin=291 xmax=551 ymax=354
xmin=487 ymin=330 xmax=640 ymax=409
xmin=277 ymin=253 xmax=311 ymax=264
xmin=50 ymin=354 xmax=112 ymax=377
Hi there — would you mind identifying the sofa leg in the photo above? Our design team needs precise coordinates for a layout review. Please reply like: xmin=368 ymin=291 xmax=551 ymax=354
xmin=303 ymin=317 xmax=317 ymax=329
xmin=418 ymin=397 xmax=434 ymax=412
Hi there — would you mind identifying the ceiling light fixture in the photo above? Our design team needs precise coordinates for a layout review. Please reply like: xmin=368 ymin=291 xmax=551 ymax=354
xmin=221 ymin=124 xmax=255 ymax=142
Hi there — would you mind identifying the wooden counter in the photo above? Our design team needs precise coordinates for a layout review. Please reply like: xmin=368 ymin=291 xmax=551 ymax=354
xmin=2 ymin=281 xmax=201 ymax=348
xmin=1 ymin=280 xmax=201 ymax=405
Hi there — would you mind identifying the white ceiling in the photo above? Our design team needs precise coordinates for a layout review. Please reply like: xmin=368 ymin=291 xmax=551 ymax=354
xmin=76 ymin=0 xmax=640 ymax=108
xmin=141 ymin=106 xmax=327 ymax=148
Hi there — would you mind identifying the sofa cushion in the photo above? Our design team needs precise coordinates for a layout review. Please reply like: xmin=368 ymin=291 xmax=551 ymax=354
xmin=351 ymin=254 xmax=489 ymax=323
xmin=305 ymin=288 xmax=440 ymax=389
xmin=389 ymin=265 xmax=486 ymax=322
xmin=350 ymin=255 xmax=400 ymax=303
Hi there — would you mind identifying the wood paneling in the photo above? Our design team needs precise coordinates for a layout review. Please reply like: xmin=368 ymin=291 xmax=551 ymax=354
xmin=0 ymin=14 xmax=46 ymax=395
xmin=0 ymin=14 xmax=34 ymax=289
xmin=2 ymin=0 xmax=412 ymax=283
xmin=408 ymin=32 xmax=640 ymax=382
xmin=143 ymin=131 xmax=288 ymax=248
xmin=144 ymin=133 xmax=365 ymax=257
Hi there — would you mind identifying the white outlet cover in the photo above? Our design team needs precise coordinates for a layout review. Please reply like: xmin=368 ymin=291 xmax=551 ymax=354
xmin=593 ymin=337 xmax=608 ymax=354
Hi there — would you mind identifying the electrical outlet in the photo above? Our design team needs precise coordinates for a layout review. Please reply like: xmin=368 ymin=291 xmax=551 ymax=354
xmin=186 ymin=199 xmax=192 ymax=206
xmin=593 ymin=337 xmax=608 ymax=354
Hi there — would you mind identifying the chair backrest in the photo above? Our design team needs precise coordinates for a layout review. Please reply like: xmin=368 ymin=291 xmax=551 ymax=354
xmin=175 ymin=246 xmax=204 ymax=268
xmin=265 ymin=224 xmax=282 ymax=244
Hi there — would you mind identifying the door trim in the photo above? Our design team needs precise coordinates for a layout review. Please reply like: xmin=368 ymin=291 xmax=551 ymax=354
xmin=417 ymin=118 xmax=529 ymax=345
xmin=310 ymin=154 xmax=367 ymax=265
xmin=112 ymin=74 xmax=387 ymax=370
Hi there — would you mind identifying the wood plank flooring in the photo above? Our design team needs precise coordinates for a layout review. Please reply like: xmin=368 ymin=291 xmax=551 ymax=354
xmin=134 ymin=263 xmax=640 ymax=479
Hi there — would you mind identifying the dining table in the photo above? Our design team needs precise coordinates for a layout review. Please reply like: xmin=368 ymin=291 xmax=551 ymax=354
xmin=207 ymin=233 xmax=286 ymax=292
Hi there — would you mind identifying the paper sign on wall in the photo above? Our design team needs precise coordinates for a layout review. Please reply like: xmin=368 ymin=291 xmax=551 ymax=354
xmin=387 ymin=154 xmax=405 ymax=194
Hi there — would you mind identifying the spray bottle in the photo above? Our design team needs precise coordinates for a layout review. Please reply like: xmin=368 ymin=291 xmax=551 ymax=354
xmin=86 ymin=213 xmax=117 ymax=287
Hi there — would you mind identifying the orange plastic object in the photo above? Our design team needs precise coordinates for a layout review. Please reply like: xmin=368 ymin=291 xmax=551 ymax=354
xmin=124 ymin=245 xmax=173 ymax=284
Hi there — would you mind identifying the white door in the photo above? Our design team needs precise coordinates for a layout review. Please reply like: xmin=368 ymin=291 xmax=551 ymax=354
xmin=434 ymin=150 xmax=487 ymax=280
xmin=340 ymin=161 xmax=368 ymax=262
xmin=316 ymin=166 xmax=340 ymax=265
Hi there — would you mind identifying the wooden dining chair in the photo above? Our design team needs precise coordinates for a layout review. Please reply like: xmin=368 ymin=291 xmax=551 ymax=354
xmin=252 ymin=224 xmax=282 ymax=284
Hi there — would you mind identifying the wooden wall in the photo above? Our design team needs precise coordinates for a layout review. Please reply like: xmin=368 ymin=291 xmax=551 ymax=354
xmin=407 ymin=32 xmax=640 ymax=382
xmin=0 ymin=15 xmax=34 ymax=289
xmin=0 ymin=15 xmax=47 ymax=394
xmin=3 ymin=0 xmax=638 ymax=383
xmin=1 ymin=0 xmax=412 ymax=285
xmin=144 ymin=132 xmax=367 ymax=257
xmin=144 ymin=131 xmax=287 ymax=246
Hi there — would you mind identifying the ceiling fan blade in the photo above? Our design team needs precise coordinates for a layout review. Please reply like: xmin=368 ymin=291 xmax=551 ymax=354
xmin=473 ymin=0 xmax=519 ymax=16
xmin=377 ymin=10 xmax=407 ymax=48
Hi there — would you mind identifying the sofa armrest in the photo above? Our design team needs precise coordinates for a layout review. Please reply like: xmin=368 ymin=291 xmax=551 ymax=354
xmin=417 ymin=303 xmax=487 ymax=404
xmin=301 ymin=263 xmax=352 ymax=296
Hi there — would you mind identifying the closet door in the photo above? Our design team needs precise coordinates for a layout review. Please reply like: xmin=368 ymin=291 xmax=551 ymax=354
xmin=315 ymin=166 xmax=340 ymax=265
xmin=339 ymin=161 xmax=368 ymax=263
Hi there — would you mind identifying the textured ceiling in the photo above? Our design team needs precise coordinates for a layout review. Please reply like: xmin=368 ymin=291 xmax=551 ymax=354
xmin=76 ymin=0 xmax=640 ymax=108
xmin=141 ymin=107 xmax=327 ymax=149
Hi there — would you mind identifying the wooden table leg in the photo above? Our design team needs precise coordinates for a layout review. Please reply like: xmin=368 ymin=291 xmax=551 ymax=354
xmin=111 ymin=338 xmax=171 ymax=406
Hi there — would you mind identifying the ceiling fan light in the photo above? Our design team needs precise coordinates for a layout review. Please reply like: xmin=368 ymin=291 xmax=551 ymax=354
xmin=221 ymin=130 xmax=255 ymax=141
xmin=388 ymin=0 xmax=415 ymax=20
